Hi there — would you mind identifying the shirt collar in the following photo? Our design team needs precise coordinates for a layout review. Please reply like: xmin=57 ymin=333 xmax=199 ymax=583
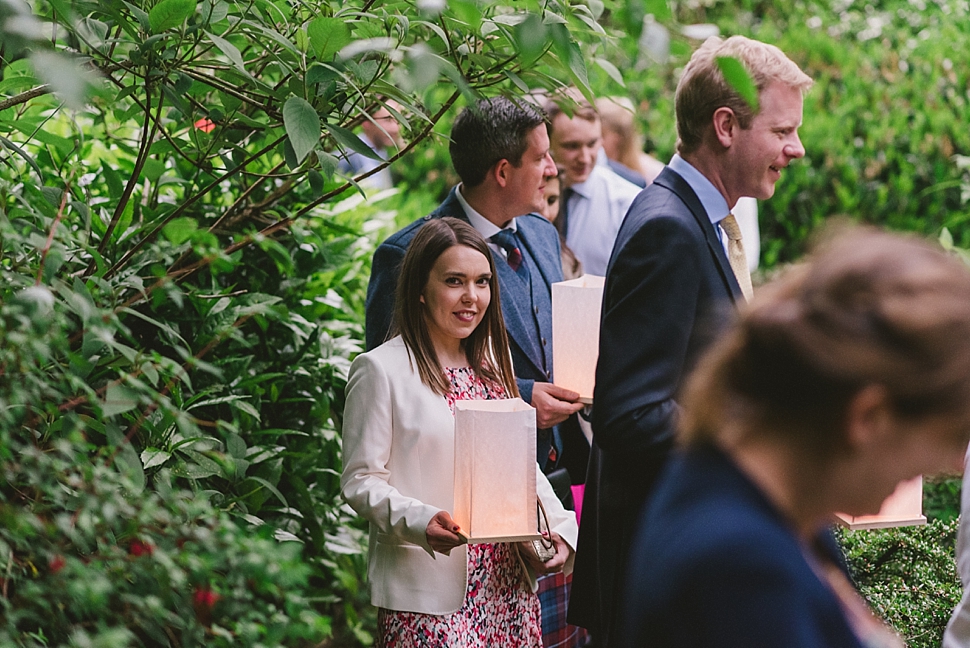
xmin=569 ymin=165 xmax=602 ymax=200
xmin=668 ymin=154 xmax=731 ymax=227
xmin=455 ymin=184 xmax=517 ymax=237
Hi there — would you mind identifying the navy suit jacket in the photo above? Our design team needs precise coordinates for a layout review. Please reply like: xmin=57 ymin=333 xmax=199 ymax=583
xmin=619 ymin=445 xmax=863 ymax=648
xmin=569 ymin=167 xmax=743 ymax=641
xmin=364 ymin=185 xmax=564 ymax=421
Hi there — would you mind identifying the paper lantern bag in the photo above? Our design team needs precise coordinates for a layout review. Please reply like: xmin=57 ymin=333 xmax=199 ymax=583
xmin=453 ymin=399 xmax=541 ymax=544
xmin=552 ymin=275 xmax=606 ymax=403
xmin=834 ymin=476 xmax=925 ymax=530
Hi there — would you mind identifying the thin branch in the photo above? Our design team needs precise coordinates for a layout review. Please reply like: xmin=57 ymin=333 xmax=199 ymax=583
xmin=35 ymin=177 xmax=74 ymax=285
xmin=88 ymin=84 xmax=163 ymax=268
xmin=0 ymin=61 xmax=128 ymax=113
xmin=0 ymin=85 xmax=51 ymax=112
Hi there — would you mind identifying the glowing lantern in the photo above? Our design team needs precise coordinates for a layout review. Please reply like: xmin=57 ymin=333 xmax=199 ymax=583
xmin=835 ymin=476 xmax=926 ymax=530
xmin=453 ymin=399 xmax=542 ymax=543
xmin=552 ymin=275 xmax=606 ymax=403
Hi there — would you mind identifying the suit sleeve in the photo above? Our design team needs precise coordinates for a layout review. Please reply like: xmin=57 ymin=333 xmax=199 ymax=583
xmin=340 ymin=353 xmax=440 ymax=555
xmin=365 ymin=241 xmax=407 ymax=352
xmin=593 ymin=213 xmax=702 ymax=459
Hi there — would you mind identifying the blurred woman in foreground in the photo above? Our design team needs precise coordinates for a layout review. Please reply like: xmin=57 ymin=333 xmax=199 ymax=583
xmin=620 ymin=228 xmax=970 ymax=648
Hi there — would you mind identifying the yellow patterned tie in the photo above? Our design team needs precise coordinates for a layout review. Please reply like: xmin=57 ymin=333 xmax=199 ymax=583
xmin=720 ymin=213 xmax=753 ymax=301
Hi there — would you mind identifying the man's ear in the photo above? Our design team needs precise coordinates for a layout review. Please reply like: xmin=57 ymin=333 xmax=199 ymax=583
xmin=845 ymin=384 xmax=893 ymax=452
xmin=492 ymin=159 xmax=511 ymax=189
xmin=712 ymin=107 xmax=737 ymax=148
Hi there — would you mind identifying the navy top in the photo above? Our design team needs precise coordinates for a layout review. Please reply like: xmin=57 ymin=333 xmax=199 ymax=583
xmin=618 ymin=445 xmax=865 ymax=648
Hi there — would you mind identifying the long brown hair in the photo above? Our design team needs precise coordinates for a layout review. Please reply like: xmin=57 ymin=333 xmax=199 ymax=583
xmin=682 ymin=227 xmax=970 ymax=457
xmin=392 ymin=218 xmax=519 ymax=397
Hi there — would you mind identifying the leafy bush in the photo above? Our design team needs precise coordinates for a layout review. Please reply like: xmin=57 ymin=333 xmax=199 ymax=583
xmin=839 ymin=518 xmax=961 ymax=648
xmin=0 ymin=0 xmax=610 ymax=643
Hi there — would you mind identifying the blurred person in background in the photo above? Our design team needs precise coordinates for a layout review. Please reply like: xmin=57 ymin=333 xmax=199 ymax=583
xmin=619 ymin=228 xmax=970 ymax=648
xmin=338 ymin=100 xmax=403 ymax=190
xmin=543 ymin=90 xmax=642 ymax=277
xmin=596 ymin=96 xmax=666 ymax=187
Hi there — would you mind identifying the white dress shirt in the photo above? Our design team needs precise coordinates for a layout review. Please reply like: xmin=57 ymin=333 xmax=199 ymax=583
xmin=455 ymin=184 xmax=518 ymax=262
xmin=666 ymin=155 xmax=761 ymax=271
xmin=563 ymin=165 xmax=642 ymax=276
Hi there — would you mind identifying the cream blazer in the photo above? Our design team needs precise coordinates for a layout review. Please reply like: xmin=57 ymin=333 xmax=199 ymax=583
xmin=340 ymin=336 xmax=579 ymax=615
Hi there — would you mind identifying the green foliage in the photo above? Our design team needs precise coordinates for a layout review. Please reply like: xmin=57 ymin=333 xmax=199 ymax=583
xmin=839 ymin=518 xmax=961 ymax=648
xmin=0 ymin=0 xmax=610 ymax=643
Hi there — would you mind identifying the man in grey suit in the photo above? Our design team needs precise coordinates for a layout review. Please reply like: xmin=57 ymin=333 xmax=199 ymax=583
xmin=568 ymin=36 xmax=813 ymax=646
xmin=365 ymin=96 xmax=585 ymax=473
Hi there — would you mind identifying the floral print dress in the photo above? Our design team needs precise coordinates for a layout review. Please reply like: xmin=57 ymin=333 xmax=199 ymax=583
xmin=378 ymin=367 xmax=542 ymax=648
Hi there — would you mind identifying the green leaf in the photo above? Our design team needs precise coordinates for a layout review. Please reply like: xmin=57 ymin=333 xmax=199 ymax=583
xmin=594 ymin=57 xmax=625 ymax=86
xmin=550 ymin=25 xmax=592 ymax=102
xmin=307 ymin=17 xmax=352 ymax=61
xmin=513 ymin=14 xmax=547 ymax=65
xmin=308 ymin=169 xmax=324 ymax=196
xmin=162 ymin=217 xmax=198 ymax=245
xmin=245 ymin=476 xmax=288 ymax=507
xmin=142 ymin=157 xmax=166 ymax=182
xmin=149 ymin=0 xmax=196 ymax=33
xmin=102 ymin=383 xmax=140 ymax=418
xmin=325 ymin=122 xmax=381 ymax=161
xmin=106 ymin=424 xmax=146 ymax=493
xmin=283 ymin=97 xmax=321 ymax=164
xmin=122 ymin=1 xmax=152 ymax=31
xmin=0 ymin=135 xmax=43 ymax=180
xmin=206 ymin=32 xmax=252 ymax=79
xmin=141 ymin=448 xmax=172 ymax=469
xmin=716 ymin=56 xmax=760 ymax=113
xmin=316 ymin=150 xmax=339 ymax=179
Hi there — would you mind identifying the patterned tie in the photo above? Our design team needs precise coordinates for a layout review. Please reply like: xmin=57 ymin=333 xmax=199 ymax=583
xmin=490 ymin=228 xmax=530 ymax=280
xmin=720 ymin=213 xmax=753 ymax=301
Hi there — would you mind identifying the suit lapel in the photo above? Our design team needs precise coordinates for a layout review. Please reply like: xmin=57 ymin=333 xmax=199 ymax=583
xmin=492 ymin=257 xmax=544 ymax=371
xmin=655 ymin=170 xmax=744 ymax=304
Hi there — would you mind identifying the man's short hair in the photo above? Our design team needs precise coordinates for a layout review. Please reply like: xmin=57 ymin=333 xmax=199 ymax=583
xmin=675 ymin=35 xmax=813 ymax=155
xmin=541 ymin=87 xmax=599 ymax=136
xmin=450 ymin=97 xmax=547 ymax=188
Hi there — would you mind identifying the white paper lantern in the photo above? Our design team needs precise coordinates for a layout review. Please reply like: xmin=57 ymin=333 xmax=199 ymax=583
xmin=552 ymin=275 xmax=605 ymax=404
xmin=834 ymin=476 xmax=926 ymax=530
xmin=453 ymin=399 xmax=542 ymax=543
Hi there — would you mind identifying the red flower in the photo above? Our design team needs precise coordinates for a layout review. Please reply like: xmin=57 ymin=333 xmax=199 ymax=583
xmin=129 ymin=540 xmax=154 ymax=557
xmin=49 ymin=555 xmax=66 ymax=574
xmin=193 ymin=118 xmax=216 ymax=133
xmin=192 ymin=586 xmax=221 ymax=625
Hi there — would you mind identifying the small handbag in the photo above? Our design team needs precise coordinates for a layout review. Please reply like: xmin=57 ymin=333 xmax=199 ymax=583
xmin=531 ymin=498 xmax=557 ymax=563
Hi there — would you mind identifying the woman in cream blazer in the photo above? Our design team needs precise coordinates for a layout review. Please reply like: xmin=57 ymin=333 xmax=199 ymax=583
xmin=340 ymin=217 xmax=578 ymax=628
xmin=341 ymin=336 xmax=578 ymax=615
